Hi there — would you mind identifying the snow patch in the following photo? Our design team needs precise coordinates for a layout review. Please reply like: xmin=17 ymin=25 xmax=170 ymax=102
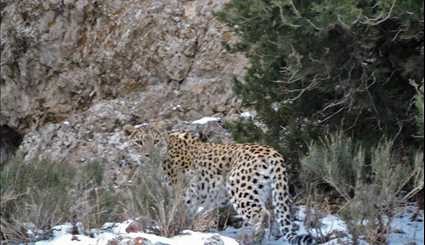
xmin=191 ymin=117 xmax=221 ymax=125
xmin=134 ymin=123 xmax=149 ymax=128
xmin=240 ymin=111 xmax=256 ymax=120
xmin=35 ymin=234 xmax=98 ymax=245
xmin=271 ymin=102 xmax=280 ymax=112
xmin=172 ymin=104 xmax=182 ymax=110
xmin=389 ymin=207 xmax=424 ymax=245
xmin=36 ymin=228 xmax=237 ymax=245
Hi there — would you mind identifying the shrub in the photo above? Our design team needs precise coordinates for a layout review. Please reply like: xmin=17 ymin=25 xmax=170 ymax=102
xmin=301 ymin=132 xmax=363 ymax=201
xmin=301 ymin=133 xmax=424 ymax=244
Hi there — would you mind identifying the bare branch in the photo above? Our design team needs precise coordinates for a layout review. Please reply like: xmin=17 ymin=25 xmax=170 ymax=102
xmin=362 ymin=0 xmax=398 ymax=26
xmin=321 ymin=107 xmax=345 ymax=124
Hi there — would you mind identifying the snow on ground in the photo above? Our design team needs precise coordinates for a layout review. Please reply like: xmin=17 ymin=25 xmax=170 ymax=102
xmin=34 ymin=221 xmax=238 ymax=245
xmin=389 ymin=207 xmax=424 ymax=245
xmin=33 ymin=207 xmax=423 ymax=245
xmin=191 ymin=117 xmax=221 ymax=125
xmin=222 ymin=206 xmax=424 ymax=245
xmin=240 ymin=112 xmax=256 ymax=120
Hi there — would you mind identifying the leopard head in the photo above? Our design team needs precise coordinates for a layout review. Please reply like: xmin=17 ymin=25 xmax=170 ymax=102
xmin=124 ymin=125 xmax=204 ymax=158
xmin=123 ymin=124 xmax=164 ymax=157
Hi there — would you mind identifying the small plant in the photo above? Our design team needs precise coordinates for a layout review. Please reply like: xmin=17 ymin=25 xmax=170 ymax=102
xmin=301 ymin=133 xmax=424 ymax=244
xmin=119 ymin=149 xmax=191 ymax=237
xmin=72 ymin=161 xmax=120 ymax=229
xmin=301 ymin=132 xmax=362 ymax=202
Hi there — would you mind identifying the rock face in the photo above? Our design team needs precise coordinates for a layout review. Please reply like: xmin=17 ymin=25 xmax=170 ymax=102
xmin=1 ymin=0 xmax=246 ymax=132
xmin=1 ymin=0 xmax=248 ymax=167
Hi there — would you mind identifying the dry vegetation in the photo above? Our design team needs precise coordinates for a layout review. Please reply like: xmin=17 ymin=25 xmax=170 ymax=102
xmin=118 ymin=149 xmax=192 ymax=237
xmin=301 ymin=133 xmax=424 ymax=244
xmin=0 ymin=146 xmax=225 ymax=243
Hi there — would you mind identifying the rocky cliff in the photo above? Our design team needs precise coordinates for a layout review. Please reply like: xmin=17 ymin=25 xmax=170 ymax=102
xmin=1 ymin=0 xmax=247 ymax=167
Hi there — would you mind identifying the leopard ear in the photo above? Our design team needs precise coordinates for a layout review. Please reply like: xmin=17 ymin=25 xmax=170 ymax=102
xmin=123 ymin=124 xmax=135 ymax=136
xmin=182 ymin=132 xmax=192 ymax=140
xmin=194 ymin=131 xmax=208 ymax=142
xmin=199 ymin=131 xmax=208 ymax=142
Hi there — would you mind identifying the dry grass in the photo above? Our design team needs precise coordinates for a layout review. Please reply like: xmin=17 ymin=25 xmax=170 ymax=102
xmin=0 ymin=153 xmax=195 ymax=242
xmin=118 ymin=146 xmax=235 ymax=237
xmin=1 ymin=135 xmax=231 ymax=242
xmin=0 ymin=158 xmax=120 ymax=243
xmin=0 ymin=158 xmax=76 ymax=242
xmin=117 ymin=149 xmax=192 ymax=237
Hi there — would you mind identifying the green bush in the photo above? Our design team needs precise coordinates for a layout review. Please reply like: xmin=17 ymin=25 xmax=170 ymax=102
xmin=217 ymin=0 xmax=424 ymax=166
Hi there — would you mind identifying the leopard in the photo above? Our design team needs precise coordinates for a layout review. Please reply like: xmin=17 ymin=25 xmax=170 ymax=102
xmin=124 ymin=125 xmax=315 ymax=245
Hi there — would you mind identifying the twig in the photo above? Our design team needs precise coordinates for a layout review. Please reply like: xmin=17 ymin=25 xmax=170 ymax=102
xmin=288 ymin=0 xmax=322 ymax=31
xmin=321 ymin=107 xmax=345 ymax=124
xmin=276 ymin=3 xmax=301 ymax=28
xmin=322 ymin=96 xmax=349 ymax=112
xmin=323 ymin=176 xmax=351 ymax=202
xmin=390 ymin=123 xmax=403 ymax=144
xmin=287 ymin=80 xmax=319 ymax=102
xmin=363 ymin=0 xmax=398 ymax=26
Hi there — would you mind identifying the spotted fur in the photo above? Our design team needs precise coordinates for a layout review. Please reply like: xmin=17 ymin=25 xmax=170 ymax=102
xmin=125 ymin=126 xmax=315 ymax=244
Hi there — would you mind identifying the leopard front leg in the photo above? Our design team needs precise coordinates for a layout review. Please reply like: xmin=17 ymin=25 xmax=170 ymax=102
xmin=184 ymin=174 xmax=205 ymax=215
xmin=184 ymin=169 xmax=229 ymax=215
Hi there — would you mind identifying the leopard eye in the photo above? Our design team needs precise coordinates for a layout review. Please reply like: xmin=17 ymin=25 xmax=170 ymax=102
xmin=135 ymin=140 xmax=144 ymax=146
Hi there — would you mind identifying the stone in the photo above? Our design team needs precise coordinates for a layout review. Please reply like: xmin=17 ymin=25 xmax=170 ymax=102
xmin=132 ymin=237 xmax=153 ymax=245
xmin=203 ymin=235 xmax=225 ymax=245
xmin=107 ymin=239 xmax=119 ymax=245
xmin=125 ymin=221 xmax=143 ymax=233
